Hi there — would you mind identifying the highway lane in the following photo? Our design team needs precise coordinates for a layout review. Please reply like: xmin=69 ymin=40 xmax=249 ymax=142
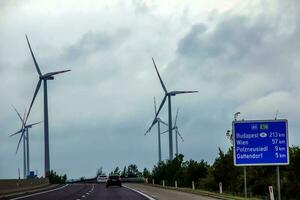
xmin=90 ymin=184 xmax=150 ymax=199
xmin=9 ymin=183 xmax=150 ymax=200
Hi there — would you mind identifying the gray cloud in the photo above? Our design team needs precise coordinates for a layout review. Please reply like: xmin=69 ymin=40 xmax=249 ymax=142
xmin=132 ymin=0 xmax=150 ymax=15
xmin=61 ymin=30 xmax=130 ymax=65
xmin=0 ymin=0 xmax=22 ymax=14
xmin=170 ymin=0 xmax=300 ymax=96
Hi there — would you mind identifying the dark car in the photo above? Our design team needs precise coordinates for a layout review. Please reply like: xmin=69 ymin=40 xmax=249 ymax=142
xmin=106 ymin=175 xmax=122 ymax=187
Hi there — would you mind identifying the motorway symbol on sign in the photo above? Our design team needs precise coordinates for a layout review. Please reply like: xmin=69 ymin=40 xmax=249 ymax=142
xmin=233 ymin=119 xmax=289 ymax=166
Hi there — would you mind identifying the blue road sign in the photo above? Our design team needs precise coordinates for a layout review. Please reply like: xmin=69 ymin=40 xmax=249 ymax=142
xmin=233 ymin=119 xmax=289 ymax=166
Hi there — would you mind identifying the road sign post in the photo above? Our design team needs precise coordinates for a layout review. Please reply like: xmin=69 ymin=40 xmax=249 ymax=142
xmin=244 ymin=167 xmax=247 ymax=198
xmin=233 ymin=119 xmax=289 ymax=200
xmin=277 ymin=166 xmax=281 ymax=200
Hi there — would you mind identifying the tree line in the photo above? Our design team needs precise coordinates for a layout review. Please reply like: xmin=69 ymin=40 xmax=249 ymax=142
xmin=103 ymin=164 xmax=143 ymax=177
xmin=48 ymin=170 xmax=67 ymax=184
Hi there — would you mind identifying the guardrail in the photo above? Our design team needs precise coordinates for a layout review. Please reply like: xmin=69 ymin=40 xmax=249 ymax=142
xmin=69 ymin=177 xmax=145 ymax=183
xmin=122 ymin=177 xmax=145 ymax=183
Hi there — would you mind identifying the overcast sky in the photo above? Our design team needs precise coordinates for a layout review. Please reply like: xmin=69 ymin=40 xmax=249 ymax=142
xmin=1 ymin=0 xmax=300 ymax=179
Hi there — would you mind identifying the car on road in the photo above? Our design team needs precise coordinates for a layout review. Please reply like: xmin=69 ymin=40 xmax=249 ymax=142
xmin=106 ymin=175 xmax=122 ymax=187
xmin=97 ymin=175 xmax=108 ymax=184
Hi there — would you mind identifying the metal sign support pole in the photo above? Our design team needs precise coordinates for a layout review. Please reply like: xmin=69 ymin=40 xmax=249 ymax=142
xmin=277 ymin=166 xmax=281 ymax=200
xmin=244 ymin=167 xmax=247 ymax=198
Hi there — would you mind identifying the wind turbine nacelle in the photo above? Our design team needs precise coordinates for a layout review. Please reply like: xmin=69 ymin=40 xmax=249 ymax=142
xmin=46 ymin=76 xmax=54 ymax=80
xmin=168 ymin=92 xmax=177 ymax=96
xmin=41 ymin=75 xmax=54 ymax=80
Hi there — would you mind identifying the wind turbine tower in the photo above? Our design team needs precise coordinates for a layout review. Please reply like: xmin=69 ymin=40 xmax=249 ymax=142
xmin=24 ymin=121 xmax=42 ymax=176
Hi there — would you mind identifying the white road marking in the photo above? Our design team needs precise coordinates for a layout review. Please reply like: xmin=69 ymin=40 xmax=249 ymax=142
xmin=123 ymin=185 xmax=156 ymax=200
xmin=10 ymin=184 xmax=69 ymax=200
xmin=89 ymin=184 xmax=94 ymax=193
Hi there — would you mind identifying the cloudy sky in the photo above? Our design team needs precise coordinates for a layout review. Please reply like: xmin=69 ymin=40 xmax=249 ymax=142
xmin=1 ymin=0 xmax=299 ymax=179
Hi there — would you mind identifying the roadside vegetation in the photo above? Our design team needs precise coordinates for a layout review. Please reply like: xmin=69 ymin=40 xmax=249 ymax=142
xmin=109 ymin=146 xmax=300 ymax=199
xmin=144 ymin=146 xmax=300 ymax=199
xmin=48 ymin=170 xmax=67 ymax=184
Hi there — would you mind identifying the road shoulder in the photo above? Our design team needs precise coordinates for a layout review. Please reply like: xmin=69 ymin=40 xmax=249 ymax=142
xmin=0 ymin=184 xmax=63 ymax=199
xmin=124 ymin=183 xmax=220 ymax=200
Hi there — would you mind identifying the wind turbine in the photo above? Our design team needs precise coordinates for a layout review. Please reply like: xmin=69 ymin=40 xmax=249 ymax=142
xmin=145 ymin=58 xmax=197 ymax=160
xmin=25 ymin=35 xmax=71 ymax=177
xmin=10 ymin=106 xmax=41 ymax=178
xmin=145 ymin=97 xmax=168 ymax=163
xmin=161 ymin=108 xmax=184 ymax=155
xmin=10 ymin=107 xmax=27 ymax=179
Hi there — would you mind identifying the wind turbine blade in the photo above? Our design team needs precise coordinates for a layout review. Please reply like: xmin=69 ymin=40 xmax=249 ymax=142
xmin=145 ymin=95 xmax=167 ymax=134
xmin=174 ymin=108 xmax=179 ymax=126
xmin=144 ymin=119 xmax=158 ymax=136
xmin=160 ymin=127 xmax=176 ymax=134
xmin=275 ymin=110 xmax=279 ymax=120
xmin=44 ymin=70 xmax=71 ymax=77
xmin=154 ymin=96 xmax=157 ymax=115
xmin=10 ymin=129 xmax=23 ymax=137
xmin=152 ymin=58 xmax=167 ymax=93
xmin=26 ymin=35 xmax=42 ymax=76
xmin=155 ymin=95 xmax=167 ymax=120
xmin=11 ymin=105 xmax=25 ymax=126
xmin=177 ymin=130 xmax=184 ymax=142
xmin=25 ymin=79 xmax=42 ymax=123
xmin=23 ymin=108 xmax=27 ymax=124
xmin=172 ymin=91 xmax=198 ymax=95
xmin=144 ymin=130 xmax=150 ymax=136
xmin=27 ymin=121 xmax=43 ymax=127
xmin=158 ymin=119 xmax=168 ymax=126
xmin=15 ymin=131 xmax=25 ymax=154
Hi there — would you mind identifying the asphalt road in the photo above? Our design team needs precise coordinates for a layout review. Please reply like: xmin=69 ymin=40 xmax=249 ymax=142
xmin=8 ymin=184 xmax=150 ymax=200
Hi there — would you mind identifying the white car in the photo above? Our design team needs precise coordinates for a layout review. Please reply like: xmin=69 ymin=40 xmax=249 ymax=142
xmin=97 ymin=175 xmax=108 ymax=183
